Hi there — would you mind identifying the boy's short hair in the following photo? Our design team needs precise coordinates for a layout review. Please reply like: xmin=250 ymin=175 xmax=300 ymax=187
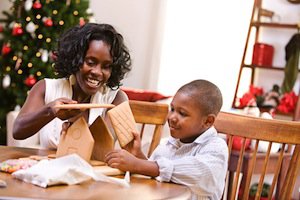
xmin=178 ymin=79 xmax=223 ymax=115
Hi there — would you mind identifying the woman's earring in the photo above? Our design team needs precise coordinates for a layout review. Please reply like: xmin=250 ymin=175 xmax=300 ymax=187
xmin=69 ymin=74 xmax=76 ymax=85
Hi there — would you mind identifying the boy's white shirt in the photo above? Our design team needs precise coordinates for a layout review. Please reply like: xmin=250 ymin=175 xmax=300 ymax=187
xmin=149 ymin=127 xmax=228 ymax=200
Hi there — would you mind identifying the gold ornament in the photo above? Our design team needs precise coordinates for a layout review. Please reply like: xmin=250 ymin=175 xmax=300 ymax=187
xmin=46 ymin=38 xmax=51 ymax=43
xmin=23 ymin=45 xmax=29 ymax=50
xmin=59 ymin=20 xmax=64 ymax=25
xmin=38 ymin=34 xmax=43 ymax=39
xmin=36 ymin=71 xmax=42 ymax=76
xmin=13 ymin=56 xmax=18 ymax=61
xmin=6 ymin=66 xmax=11 ymax=72
xmin=53 ymin=10 xmax=58 ymax=15
xmin=17 ymin=69 xmax=23 ymax=74
xmin=73 ymin=10 xmax=79 ymax=16
xmin=26 ymin=17 xmax=31 ymax=21
xmin=36 ymin=52 xmax=41 ymax=57
xmin=28 ymin=63 xmax=33 ymax=68
xmin=36 ymin=14 xmax=41 ymax=19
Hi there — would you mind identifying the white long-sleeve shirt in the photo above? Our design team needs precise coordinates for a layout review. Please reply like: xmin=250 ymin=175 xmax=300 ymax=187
xmin=149 ymin=127 xmax=228 ymax=200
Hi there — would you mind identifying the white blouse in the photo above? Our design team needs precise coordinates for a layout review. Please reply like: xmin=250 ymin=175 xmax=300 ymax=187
xmin=38 ymin=78 xmax=118 ymax=149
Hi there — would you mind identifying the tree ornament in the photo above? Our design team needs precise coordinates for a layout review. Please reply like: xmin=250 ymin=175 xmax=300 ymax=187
xmin=0 ymin=24 xmax=3 ymax=32
xmin=26 ymin=21 xmax=36 ymax=33
xmin=66 ymin=0 xmax=71 ymax=6
xmin=79 ymin=17 xmax=85 ymax=26
xmin=33 ymin=0 xmax=42 ymax=9
xmin=41 ymin=49 xmax=49 ymax=62
xmin=9 ymin=21 xmax=15 ymax=29
xmin=1 ymin=43 xmax=11 ymax=55
xmin=44 ymin=18 xmax=53 ymax=27
xmin=2 ymin=75 xmax=11 ymax=89
xmin=86 ymin=8 xmax=92 ymax=15
xmin=15 ymin=58 xmax=22 ymax=70
xmin=12 ymin=24 xmax=24 ymax=36
xmin=24 ymin=0 xmax=33 ymax=11
xmin=24 ymin=75 xmax=37 ymax=87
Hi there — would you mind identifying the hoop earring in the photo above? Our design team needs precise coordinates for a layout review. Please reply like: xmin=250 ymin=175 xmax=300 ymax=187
xmin=69 ymin=74 xmax=76 ymax=85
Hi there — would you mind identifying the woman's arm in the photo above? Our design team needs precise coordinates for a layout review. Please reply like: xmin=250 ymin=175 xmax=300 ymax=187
xmin=13 ymin=79 xmax=78 ymax=139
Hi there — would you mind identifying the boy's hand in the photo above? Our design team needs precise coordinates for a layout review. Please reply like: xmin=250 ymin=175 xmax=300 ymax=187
xmin=105 ymin=149 xmax=139 ymax=172
xmin=123 ymin=131 xmax=146 ymax=159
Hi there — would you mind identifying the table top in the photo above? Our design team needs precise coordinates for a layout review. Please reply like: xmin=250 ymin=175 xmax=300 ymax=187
xmin=0 ymin=146 xmax=191 ymax=200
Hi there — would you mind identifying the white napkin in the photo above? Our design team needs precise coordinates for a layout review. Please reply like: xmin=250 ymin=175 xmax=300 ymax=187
xmin=12 ymin=154 xmax=130 ymax=188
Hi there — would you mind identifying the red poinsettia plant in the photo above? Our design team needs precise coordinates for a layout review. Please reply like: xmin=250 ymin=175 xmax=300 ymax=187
xmin=238 ymin=84 xmax=298 ymax=114
xmin=277 ymin=91 xmax=298 ymax=113
xmin=238 ymin=85 xmax=264 ymax=108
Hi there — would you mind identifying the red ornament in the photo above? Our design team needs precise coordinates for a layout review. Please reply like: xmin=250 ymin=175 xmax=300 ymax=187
xmin=12 ymin=25 xmax=23 ymax=36
xmin=1 ymin=44 xmax=11 ymax=55
xmin=0 ymin=25 xmax=3 ymax=32
xmin=79 ymin=18 xmax=85 ymax=26
xmin=25 ymin=75 xmax=37 ymax=87
xmin=33 ymin=1 xmax=42 ymax=9
xmin=231 ymin=136 xmax=251 ymax=151
xmin=44 ymin=18 xmax=53 ymax=27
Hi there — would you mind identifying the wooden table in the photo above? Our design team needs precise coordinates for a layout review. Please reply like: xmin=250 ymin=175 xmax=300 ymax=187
xmin=0 ymin=146 xmax=191 ymax=200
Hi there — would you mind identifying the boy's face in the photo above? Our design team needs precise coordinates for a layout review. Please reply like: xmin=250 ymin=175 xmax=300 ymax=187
xmin=168 ymin=91 xmax=209 ymax=143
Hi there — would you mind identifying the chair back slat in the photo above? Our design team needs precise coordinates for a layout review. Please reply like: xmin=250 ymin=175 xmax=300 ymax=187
xmin=216 ymin=111 xmax=300 ymax=200
xmin=129 ymin=100 xmax=169 ymax=157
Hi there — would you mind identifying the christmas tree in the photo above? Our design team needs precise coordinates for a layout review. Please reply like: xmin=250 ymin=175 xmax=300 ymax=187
xmin=0 ymin=0 xmax=93 ymax=144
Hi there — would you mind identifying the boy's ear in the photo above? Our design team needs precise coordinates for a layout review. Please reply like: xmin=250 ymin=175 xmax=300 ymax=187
xmin=204 ymin=114 xmax=216 ymax=128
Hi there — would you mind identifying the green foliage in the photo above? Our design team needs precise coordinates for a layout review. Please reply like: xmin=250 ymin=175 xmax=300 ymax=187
xmin=249 ymin=183 xmax=271 ymax=197
xmin=0 ymin=0 xmax=93 ymax=144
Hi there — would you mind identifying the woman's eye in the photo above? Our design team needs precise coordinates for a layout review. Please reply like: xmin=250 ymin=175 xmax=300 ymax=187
xmin=85 ymin=59 xmax=96 ymax=66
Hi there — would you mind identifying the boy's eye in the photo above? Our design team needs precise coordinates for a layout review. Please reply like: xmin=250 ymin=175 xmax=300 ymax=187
xmin=179 ymin=111 xmax=187 ymax=117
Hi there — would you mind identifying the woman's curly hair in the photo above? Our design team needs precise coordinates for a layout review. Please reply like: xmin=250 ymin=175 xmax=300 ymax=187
xmin=54 ymin=23 xmax=132 ymax=89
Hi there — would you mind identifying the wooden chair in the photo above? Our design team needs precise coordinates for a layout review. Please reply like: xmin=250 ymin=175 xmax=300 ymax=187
xmin=129 ymin=100 xmax=169 ymax=157
xmin=214 ymin=111 xmax=300 ymax=200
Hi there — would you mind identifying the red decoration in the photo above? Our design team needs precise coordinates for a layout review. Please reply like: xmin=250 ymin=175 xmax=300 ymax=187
xmin=0 ymin=25 xmax=3 ymax=32
xmin=1 ymin=43 xmax=11 ymax=55
xmin=12 ymin=25 xmax=24 ymax=36
xmin=276 ymin=91 xmax=298 ymax=113
xmin=44 ymin=18 xmax=53 ymax=27
xmin=121 ymin=87 xmax=171 ymax=102
xmin=24 ymin=75 xmax=37 ymax=87
xmin=33 ymin=1 xmax=42 ymax=9
xmin=252 ymin=43 xmax=274 ymax=67
xmin=79 ymin=18 xmax=85 ymax=26
xmin=231 ymin=136 xmax=251 ymax=151
xmin=238 ymin=85 xmax=264 ymax=108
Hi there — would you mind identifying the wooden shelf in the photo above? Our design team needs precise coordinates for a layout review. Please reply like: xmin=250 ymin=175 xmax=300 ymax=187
xmin=243 ymin=64 xmax=300 ymax=72
xmin=251 ymin=22 xmax=299 ymax=29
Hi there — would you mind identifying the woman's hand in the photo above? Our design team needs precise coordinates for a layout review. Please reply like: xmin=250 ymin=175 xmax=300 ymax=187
xmin=48 ymin=98 xmax=81 ymax=121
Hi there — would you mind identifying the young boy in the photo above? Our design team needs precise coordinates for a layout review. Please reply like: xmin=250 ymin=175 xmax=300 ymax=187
xmin=105 ymin=79 xmax=228 ymax=200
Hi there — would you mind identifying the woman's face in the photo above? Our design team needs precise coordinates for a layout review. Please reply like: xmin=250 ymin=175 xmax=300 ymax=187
xmin=168 ymin=91 xmax=207 ymax=143
xmin=75 ymin=40 xmax=112 ymax=96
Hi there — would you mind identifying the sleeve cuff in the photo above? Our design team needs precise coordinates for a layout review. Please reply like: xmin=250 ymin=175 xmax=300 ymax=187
xmin=155 ymin=157 xmax=174 ymax=182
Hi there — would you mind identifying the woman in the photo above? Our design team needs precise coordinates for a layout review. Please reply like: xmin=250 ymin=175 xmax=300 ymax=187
xmin=13 ymin=23 xmax=132 ymax=149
